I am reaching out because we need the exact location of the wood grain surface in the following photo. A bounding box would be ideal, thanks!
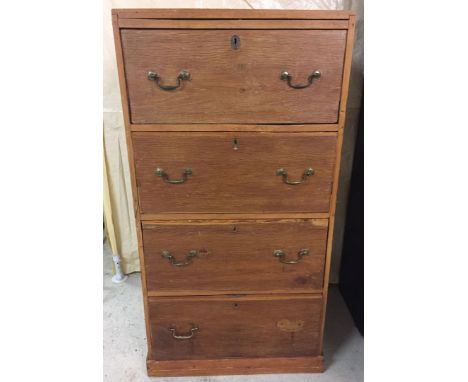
[112,13,154,358]
[130,123,339,132]
[319,15,357,351]
[113,8,354,20]
[140,212,330,221]
[118,19,349,29]
[111,9,357,376]
[148,294,323,360]
[147,355,324,376]
[121,29,346,124]
[142,219,328,294]
[132,132,337,214]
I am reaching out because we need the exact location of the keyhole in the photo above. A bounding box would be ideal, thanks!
[233,138,239,150]
[231,35,240,50]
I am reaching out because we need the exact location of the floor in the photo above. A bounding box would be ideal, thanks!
[103,244,363,382]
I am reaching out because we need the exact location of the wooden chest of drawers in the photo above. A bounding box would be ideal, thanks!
[112,8,356,376]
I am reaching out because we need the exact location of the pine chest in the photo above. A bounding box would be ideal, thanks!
[112,8,355,376]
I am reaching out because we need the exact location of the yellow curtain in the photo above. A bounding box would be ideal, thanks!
[103,150,118,258]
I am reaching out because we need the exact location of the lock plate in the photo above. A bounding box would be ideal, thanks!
[231,35,240,50]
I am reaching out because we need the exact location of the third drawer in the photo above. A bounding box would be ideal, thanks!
[143,219,328,295]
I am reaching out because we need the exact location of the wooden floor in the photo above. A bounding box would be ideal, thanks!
[103,244,363,382]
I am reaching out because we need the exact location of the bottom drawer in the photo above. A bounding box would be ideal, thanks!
[149,295,323,361]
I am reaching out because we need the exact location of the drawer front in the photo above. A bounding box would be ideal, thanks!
[121,29,346,124]
[133,132,337,214]
[149,295,322,360]
[143,219,328,294]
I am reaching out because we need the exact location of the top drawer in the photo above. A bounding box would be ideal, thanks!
[121,29,347,124]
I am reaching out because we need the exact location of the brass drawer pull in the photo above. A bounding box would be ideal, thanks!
[273,249,309,264]
[276,168,314,185]
[162,250,198,267]
[280,70,321,89]
[169,326,199,340]
[147,70,190,91]
[155,168,192,184]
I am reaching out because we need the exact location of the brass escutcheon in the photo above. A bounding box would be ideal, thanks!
[147,70,190,90]
[155,168,192,184]
[169,326,199,340]
[280,70,321,89]
[273,249,310,264]
[276,168,315,185]
[161,250,198,267]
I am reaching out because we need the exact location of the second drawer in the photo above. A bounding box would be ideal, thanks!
[133,132,337,215]
[143,219,328,294]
